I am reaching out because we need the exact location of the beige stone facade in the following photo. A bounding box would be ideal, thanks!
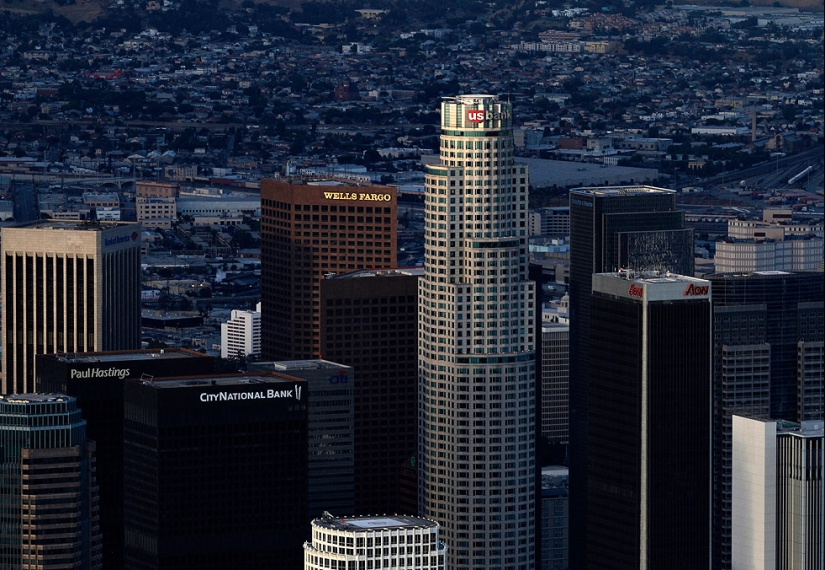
[1,221,141,393]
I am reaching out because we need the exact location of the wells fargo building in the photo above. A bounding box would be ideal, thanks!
[260,180,397,361]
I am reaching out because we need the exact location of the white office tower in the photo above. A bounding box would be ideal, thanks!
[304,514,447,570]
[220,303,261,359]
[732,415,824,570]
[419,94,536,570]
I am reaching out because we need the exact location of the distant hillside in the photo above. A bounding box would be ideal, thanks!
[691,0,823,11]
[7,0,822,27]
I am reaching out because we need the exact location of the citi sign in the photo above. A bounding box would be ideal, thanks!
[683,284,709,296]
[466,109,511,123]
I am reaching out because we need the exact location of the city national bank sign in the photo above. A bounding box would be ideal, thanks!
[199,384,304,403]
[323,192,391,202]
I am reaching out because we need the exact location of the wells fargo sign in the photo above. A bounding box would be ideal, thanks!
[323,192,391,201]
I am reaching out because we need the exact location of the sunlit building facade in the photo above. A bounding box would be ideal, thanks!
[419,94,536,570]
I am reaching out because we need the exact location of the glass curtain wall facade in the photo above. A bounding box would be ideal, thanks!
[567,187,693,568]
[419,94,536,570]
[0,394,102,570]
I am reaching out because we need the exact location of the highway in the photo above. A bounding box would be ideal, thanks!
[694,146,824,190]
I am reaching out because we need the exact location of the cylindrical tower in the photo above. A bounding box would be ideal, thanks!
[419,94,536,570]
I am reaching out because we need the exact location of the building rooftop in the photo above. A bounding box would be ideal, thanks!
[135,373,300,389]
[259,360,349,371]
[49,348,209,363]
[570,184,675,196]
[312,514,439,532]
[326,267,424,279]
[0,393,72,404]
[6,220,136,232]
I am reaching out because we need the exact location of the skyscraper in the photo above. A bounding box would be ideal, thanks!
[586,271,711,569]
[731,415,823,570]
[250,359,354,521]
[567,186,693,568]
[706,270,824,570]
[1,221,141,394]
[540,320,569,447]
[320,268,421,516]
[260,180,397,361]
[36,349,214,570]
[418,94,536,570]
[123,374,308,570]
[220,305,261,360]
[0,393,102,569]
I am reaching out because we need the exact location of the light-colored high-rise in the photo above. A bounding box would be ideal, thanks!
[1,221,141,394]
[220,304,261,359]
[419,94,536,570]
[304,514,446,570]
[732,415,824,570]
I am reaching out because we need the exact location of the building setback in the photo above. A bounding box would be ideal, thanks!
[122,374,308,570]
[418,94,536,570]
[320,268,421,516]
[260,180,397,361]
[705,270,824,570]
[567,185,693,569]
[586,272,711,570]
[0,394,102,570]
[1,221,142,394]
[36,349,214,570]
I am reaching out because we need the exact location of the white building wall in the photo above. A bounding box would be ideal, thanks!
[731,415,777,570]
[220,308,261,359]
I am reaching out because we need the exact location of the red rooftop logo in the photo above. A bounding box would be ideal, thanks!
[684,284,709,296]
[467,110,486,123]
[466,109,510,123]
[628,284,644,298]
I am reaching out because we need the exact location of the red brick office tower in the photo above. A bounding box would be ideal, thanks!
[260,180,397,361]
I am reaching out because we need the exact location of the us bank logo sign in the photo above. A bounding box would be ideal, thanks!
[466,109,511,123]
[199,384,303,403]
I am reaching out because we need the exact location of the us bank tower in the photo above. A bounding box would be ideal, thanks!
[419,95,536,570]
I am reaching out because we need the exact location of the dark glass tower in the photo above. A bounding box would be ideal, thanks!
[36,349,214,570]
[123,374,308,570]
[587,273,711,569]
[705,270,824,570]
[0,394,102,570]
[568,186,693,569]
[319,268,421,516]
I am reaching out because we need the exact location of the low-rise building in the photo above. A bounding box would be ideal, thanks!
[137,196,176,229]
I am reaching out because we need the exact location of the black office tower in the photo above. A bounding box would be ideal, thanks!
[123,374,308,570]
[568,186,693,569]
[36,349,214,570]
[319,268,421,516]
[587,272,710,570]
[705,270,824,570]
